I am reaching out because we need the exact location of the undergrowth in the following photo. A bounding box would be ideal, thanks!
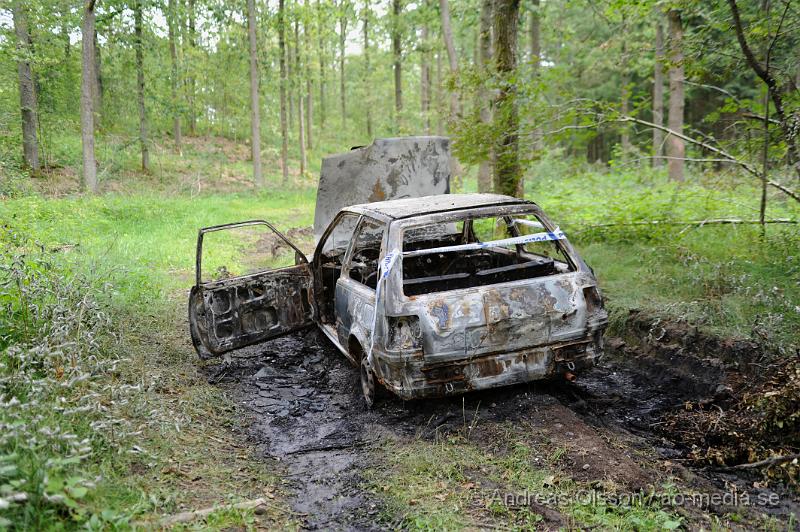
[0,227,135,528]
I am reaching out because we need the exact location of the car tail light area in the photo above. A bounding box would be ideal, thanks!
[583,286,604,312]
[386,315,422,351]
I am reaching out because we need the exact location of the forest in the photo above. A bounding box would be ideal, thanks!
[1,0,800,529]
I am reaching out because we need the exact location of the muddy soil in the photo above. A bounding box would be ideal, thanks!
[203,324,799,530]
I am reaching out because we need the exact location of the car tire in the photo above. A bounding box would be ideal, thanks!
[360,356,377,409]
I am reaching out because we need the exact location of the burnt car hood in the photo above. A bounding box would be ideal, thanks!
[313,136,452,242]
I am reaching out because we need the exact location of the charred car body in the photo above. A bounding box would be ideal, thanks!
[189,138,607,405]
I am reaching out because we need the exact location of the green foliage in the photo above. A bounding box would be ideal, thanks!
[522,162,800,345]
[0,227,128,527]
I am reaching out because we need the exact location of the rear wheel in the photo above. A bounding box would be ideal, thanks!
[360,356,377,409]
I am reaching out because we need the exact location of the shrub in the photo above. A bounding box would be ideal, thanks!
[0,227,133,528]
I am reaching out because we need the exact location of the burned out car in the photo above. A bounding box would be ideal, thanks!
[189,138,607,406]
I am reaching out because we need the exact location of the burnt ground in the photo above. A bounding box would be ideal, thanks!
[202,317,800,530]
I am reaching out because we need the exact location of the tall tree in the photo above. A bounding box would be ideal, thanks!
[295,18,307,175]
[492,0,521,196]
[666,9,684,181]
[436,50,443,134]
[11,1,40,171]
[133,0,150,171]
[392,0,403,122]
[363,0,373,137]
[439,0,460,119]
[81,0,98,192]
[246,0,262,185]
[92,28,102,124]
[529,1,539,69]
[317,0,326,129]
[168,0,182,152]
[60,5,71,59]
[477,0,492,192]
[652,12,664,167]
[620,35,631,153]
[304,0,313,151]
[278,0,289,182]
[528,0,541,155]
[338,1,347,128]
[287,23,294,130]
[420,0,431,133]
[727,0,800,179]
[186,0,197,135]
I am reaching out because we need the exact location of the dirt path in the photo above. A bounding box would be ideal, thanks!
[203,328,799,529]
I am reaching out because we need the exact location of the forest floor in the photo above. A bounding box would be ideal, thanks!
[2,134,799,529]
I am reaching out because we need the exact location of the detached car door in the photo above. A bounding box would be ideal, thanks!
[189,220,315,359]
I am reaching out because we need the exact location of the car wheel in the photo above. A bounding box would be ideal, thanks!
[360,356,377,409]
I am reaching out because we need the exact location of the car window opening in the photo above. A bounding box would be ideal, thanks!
[402,214,574,296]
[347,217,386,290]
[318,213,359,323]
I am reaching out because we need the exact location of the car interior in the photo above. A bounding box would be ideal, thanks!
[316,214,385,323]
[401,215,574,296]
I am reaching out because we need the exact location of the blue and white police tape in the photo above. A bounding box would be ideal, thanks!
[367,248,401,365]
[402,227,567,258]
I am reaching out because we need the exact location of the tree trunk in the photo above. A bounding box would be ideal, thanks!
[168,0,182,153]
[339,11,347,129]
[620,36,631,153]
[529,0,542,156]
[492,0,521,196]
[317,0,326,129]
[666,9,685,181]
[439,0,459,120]
[279,0,289,182]
[12,1,40,171]
[287,30,294,132]
[61,7,71,59]
[296,19,306,175]
[306,83,313,150]
[477,0,492,192]
[652,13,665,167]
[134,0,149,171]
[363,0,372,137]
[529,1,539,69]
[92,29,102,125]
[392,0,402,122]
[187,0,196,135]
[420,0,430,133]
[247,0,262,185]
[81,0,97,192]
[304,0,313,150]
[436,50,443,135]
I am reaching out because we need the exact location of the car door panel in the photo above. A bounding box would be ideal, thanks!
[189,220,314,358]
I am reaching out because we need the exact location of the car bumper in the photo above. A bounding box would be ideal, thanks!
[375,334,604,400]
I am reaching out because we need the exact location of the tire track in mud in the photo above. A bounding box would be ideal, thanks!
[204,330,799,529]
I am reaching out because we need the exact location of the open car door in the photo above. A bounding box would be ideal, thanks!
[189,220,315,359]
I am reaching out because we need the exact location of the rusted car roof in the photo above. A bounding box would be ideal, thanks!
[348,193,531,219]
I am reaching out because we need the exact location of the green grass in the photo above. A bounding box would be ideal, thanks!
[2,189,315,302]
[367,430,684,531]
[522,164,800,346]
